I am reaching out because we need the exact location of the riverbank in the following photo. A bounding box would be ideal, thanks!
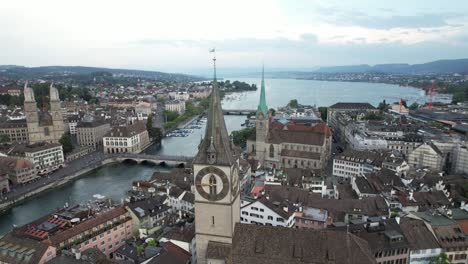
[0,162,104,213]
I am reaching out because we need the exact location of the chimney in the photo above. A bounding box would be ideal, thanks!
[166,186,170,196]
[409,191,414,200]
[72,247,81,260]
[395,216,400,224]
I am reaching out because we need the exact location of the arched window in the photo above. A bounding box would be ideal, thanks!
[209,175,217,195]
[269,144,274,158]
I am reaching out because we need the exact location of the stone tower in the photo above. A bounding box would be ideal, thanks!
[24,82,38,125]
[255,65,268,161]
[49,83,65,141]
[193,54,240,264]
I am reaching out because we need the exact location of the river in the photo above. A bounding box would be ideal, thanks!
[0,78,424,235]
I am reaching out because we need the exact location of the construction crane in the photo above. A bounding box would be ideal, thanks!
[383,96,408,114]
[428,81,435,111]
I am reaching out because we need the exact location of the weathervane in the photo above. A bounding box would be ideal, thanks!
[210,48,216,80]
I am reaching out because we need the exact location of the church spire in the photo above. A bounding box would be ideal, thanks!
[193,50,234,166]
[257,64,268,116]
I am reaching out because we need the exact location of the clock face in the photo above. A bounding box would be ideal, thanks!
[195,166,229,201]
[231,165,239,198]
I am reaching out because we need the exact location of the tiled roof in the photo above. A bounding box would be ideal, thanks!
[231,223,376,264]
[329,102,375,110]
[280,149,321,160]
[206,241,231,260]
[400,218,440,250]
[0,234,50,264]
[266,129,326,146]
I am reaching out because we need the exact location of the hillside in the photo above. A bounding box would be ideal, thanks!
[315,58,468,74]
[0,65,202,82]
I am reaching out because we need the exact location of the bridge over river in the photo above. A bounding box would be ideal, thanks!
[103,153,194,167]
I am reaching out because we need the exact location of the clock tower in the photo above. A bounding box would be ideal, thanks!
[193,52,240,264]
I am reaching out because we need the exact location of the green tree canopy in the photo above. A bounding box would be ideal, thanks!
[231,127,255,147]
[59,134,73,154]
[288,99,299,108]
[318,107,328,121]
[430,252,450,264]
[165,111,180,122]
[0,134,10,143]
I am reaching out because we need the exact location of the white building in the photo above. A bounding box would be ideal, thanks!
[9,143,64,175]
[240,198,295,227]
[166,187,194,217]
[455,144,468,174]
[165,100,186,114]
[174,92,190,101]
[103,122,150,154]
[332,150,381,180]
[408,142,444,171]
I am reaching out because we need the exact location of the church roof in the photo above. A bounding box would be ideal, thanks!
[193,57,234,166]
[257,65,268,116]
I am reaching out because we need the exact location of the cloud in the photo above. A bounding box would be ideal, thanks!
[348,13,464,29]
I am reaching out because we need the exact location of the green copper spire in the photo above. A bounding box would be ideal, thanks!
[257,64,268,116]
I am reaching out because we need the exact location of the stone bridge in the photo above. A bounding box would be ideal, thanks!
[103,153,193,167]
[222,109,256,115]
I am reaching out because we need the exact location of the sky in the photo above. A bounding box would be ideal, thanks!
[2,0,468,73]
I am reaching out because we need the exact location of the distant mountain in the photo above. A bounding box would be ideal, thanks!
[315,59,468,74]
[0,65,202,81]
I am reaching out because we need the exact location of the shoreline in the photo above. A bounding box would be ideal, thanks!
[0,160,118,214]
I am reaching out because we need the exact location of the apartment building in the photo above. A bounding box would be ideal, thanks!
[76,120,111,147]
[103,121,150,154]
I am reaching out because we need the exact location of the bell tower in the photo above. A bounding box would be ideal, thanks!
[49,83,65,141]
[193,50,240,264]
[255,65,268,160]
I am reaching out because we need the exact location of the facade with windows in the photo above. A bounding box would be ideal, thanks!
[240,198,294,227]
[165,100,186,114]
[0,156,36,185]
[8,143,64,175]
[103,122,150,154]
[0,120,29,144]
[76,121,110,147]
[50,207,133,258]
[408,142,444,171]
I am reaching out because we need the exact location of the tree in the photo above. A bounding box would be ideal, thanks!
[378,99,389,112]
[136,244,145,254]
[430,253,450,264]
[165,111,179,122]
[147,240,157,247]
[409,102,419,110]
[59,134,73,154]
[231,127,255,147]
[318,107,328,121]
[269,108,276,116]
[0,134,10,143]
[288,99,299,108]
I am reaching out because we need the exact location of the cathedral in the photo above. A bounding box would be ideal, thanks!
[193,55,240,264]
[24,82,65,144]
[247,67,332,170]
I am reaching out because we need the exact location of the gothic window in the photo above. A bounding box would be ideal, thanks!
[209,175,217,195]
[269,144,274,158]
[44,127,50,136]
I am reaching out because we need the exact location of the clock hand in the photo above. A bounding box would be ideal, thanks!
[196,183,215,187]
